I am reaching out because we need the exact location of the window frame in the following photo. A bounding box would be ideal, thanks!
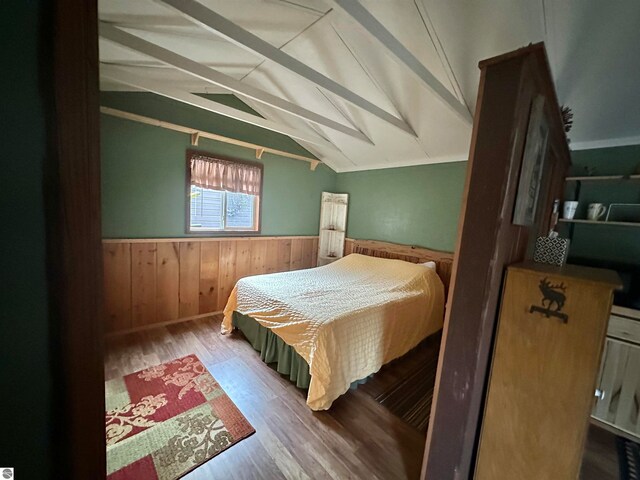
[185,149,263,235]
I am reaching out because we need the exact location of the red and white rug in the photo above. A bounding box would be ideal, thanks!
[105,354,254,479]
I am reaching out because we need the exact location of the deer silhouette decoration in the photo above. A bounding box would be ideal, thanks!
[538,278,566,312]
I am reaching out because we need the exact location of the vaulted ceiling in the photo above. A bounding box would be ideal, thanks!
[98,0,640,172]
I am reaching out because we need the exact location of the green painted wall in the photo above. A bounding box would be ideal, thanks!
[101,93,469,251]
[0,1,53,478]
[336,163,468,252]
[563,144,640,266]
[101,94,469,249]
[101,93,336,238]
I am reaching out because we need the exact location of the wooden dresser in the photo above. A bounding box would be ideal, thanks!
[592,305,640,440]
[475,262,621,479]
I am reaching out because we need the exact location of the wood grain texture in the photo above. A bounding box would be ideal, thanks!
[156,242,179,323]
[179,242,201,318]
[131,243,157,326]
[311,237,319,267]
[103,243,131,332]
[475,265,617,479]
[104,237,319,334]
[104,315,427,480]
[199,241,219,314]
[277,239,291,272]
[250,239,268,276]
[217,240,237,311]
[234,240,251,283]
[290,238,304,271]
[53,0,105,476]
[302,238,314,269]
[266,239,279,274]
[423,44,571,480]
[104,236,447,336]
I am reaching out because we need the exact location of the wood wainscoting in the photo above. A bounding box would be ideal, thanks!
[103,236,318,334]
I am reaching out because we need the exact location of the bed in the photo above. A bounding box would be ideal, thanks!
[222,239,453,410]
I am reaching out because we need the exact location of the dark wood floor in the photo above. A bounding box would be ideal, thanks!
[106,315,427,479]
[581,425,620,480]
[105,315,620,479]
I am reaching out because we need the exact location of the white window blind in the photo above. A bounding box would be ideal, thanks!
[189,185,257,231]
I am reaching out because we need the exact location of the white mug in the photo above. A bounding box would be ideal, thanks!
[563,201,578,220]
[587,203,607,221]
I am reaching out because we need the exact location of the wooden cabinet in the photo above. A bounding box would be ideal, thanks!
[592,306,640,440]
[475,262,620,479]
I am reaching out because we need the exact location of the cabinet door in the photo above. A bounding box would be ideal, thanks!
[475,268,613,479]
[593,338,640,437]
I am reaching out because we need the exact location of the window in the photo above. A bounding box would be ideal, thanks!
[189,186,258,231]
[187,150,262,233]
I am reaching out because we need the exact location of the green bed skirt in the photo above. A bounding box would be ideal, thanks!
[232,311,312,389]
[232,312,371,391]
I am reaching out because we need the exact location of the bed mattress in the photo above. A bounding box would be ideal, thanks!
[222,253,445,410]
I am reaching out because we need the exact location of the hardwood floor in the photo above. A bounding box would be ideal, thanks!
[105,314,621,479]
[357,333,440,433]
[581,425,620,480]
[105,314,427,480]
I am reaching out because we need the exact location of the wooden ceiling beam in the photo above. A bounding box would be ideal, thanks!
[332,0,473,125]
[100,64,340,151]
[99,22,372,145]
[153,0,417,138]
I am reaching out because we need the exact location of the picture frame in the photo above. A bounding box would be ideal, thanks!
[513,95,549,226]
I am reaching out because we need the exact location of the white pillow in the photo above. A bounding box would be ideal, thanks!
[420,261,437,270]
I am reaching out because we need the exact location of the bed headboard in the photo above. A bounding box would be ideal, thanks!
[345,238,454,297]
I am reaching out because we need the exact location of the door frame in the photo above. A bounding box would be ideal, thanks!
[53,0,105,478]
[51,6,571,480]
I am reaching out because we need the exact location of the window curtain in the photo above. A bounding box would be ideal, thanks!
[190,153,262,196]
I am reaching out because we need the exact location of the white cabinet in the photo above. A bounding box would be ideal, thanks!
[317,192,348,267]
[592,306,640,440]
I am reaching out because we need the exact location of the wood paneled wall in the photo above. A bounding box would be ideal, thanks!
[103,236,318,334]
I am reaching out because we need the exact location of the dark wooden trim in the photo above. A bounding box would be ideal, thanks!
[185,149,264,235]
[53,0,105,478]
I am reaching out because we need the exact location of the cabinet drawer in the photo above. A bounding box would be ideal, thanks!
[608,314,640,344]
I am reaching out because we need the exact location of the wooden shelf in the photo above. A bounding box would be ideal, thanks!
[565,174,640,182]
[319,192,348,264]
[559,219,640,227]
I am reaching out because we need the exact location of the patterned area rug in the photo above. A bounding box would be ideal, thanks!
[106,354,255,479]
[617,436,640,480]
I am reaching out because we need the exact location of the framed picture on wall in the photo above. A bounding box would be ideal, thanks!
[513,95,549,226]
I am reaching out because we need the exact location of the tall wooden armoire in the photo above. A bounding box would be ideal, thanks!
[475,262,620,479]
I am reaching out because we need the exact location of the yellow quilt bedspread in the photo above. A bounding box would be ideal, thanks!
[222,253,445,410]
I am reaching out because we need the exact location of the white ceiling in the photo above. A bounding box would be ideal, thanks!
[98,0,640,172]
